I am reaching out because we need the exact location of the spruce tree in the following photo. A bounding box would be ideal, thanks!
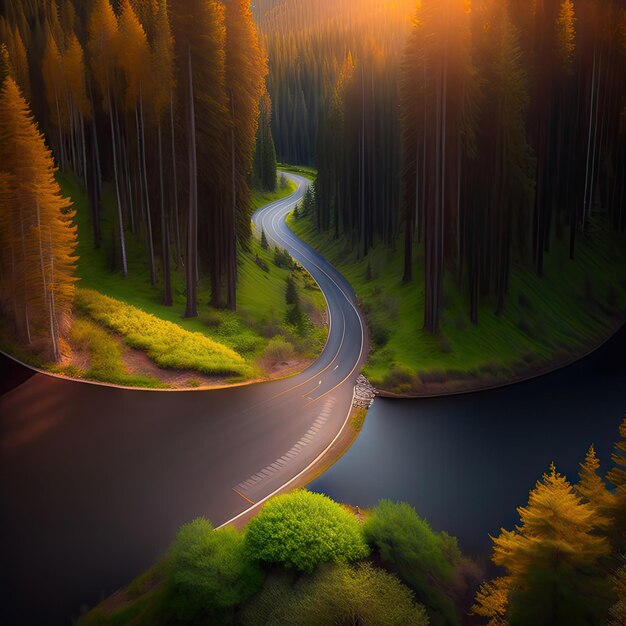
[285,275,297,305]
[608,417,626,550]
[0,78,78,361]
[576,444,614,528]
[474,464,611,626]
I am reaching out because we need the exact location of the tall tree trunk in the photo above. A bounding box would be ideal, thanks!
[159,124,172,306]
[227,96,237,311]
[35,198,58,361]
[106,83,128,276]
[185,47,198,319]
[170,92,181,268]
[139,85,156,286]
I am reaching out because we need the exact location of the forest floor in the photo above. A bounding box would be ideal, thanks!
[0,175,327,389]
[287,210,626,395]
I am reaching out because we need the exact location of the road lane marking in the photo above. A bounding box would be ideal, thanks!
[261,189,366,401]
[219,386,358,529]
[232,488,255,505]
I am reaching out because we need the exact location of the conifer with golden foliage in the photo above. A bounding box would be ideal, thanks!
[608,416,626,550]
[0,78,78,362]
[576,444,615,529]
[472,463,611,625]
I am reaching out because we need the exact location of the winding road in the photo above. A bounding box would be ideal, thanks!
[0,173,367,625]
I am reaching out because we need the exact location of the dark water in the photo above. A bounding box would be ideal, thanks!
[310,326,626,556]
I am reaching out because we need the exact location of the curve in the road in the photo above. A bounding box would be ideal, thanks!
[0,172,368,626]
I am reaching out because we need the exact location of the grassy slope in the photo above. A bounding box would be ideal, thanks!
[278,163,317,181]
[43,174,324,385]
[287,211,626,394]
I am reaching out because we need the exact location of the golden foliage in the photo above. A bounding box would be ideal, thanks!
[576,444,615,528]
[493,464,609,577]
[556,0,576,71]
[0,78,78,361]
[471,577,510,626]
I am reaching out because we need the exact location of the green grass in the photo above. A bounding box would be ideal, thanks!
[68,317,165,388]
[278,163,318,181]
[251,177,297,210]
[49,171,326,385]
[75,289,252,378]
[287,211,626,393]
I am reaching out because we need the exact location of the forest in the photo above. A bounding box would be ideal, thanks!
[0,0,326,385]
[264,0,626,391]
[1,1,626,625]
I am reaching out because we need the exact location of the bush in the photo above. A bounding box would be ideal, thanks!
[262,336,296,362]
[370,318,390,347]
[241,563,429,626]
[363,500,461,626]
[285,275,298,305]
[75,289,251,377]
[254,254,269,273]
[384,363,415,390]
[245,490,370,573]
[166,519,263,623]
[273,246,294,269]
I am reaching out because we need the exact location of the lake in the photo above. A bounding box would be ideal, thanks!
[310,326,626,556]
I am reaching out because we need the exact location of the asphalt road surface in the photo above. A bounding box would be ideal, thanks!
[0,173,367,625]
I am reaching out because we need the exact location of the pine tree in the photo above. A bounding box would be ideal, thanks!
[608,417,626,488]
[1,24,30,98]
[0,78,78,361]
[471,577,509,626]
[171,0,229,317]
[608,564,626,626]
[117,0,156,285]
[0,43,10,86]
[88,0,128,276]
[260,228,268,250]
[222,0,267,309]
[608,417,626,550]
[63,33,91,184]
[42,31,67,170]
[285,274,297,305]
[474,463,611,625]
[150,0,175,306]
[252,90,278,192]
[576,444,614,528]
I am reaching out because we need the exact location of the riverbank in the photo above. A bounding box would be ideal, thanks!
[287,211,626,396]
[0,175,328,390]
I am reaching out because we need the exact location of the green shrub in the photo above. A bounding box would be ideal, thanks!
[273,246,294,269]
[166,519,263,623]
[75,289,251,377]
[245,490,369,573]
[285,275,298,305]
[383,363,415,390]
[363,500,461,625]
[262,336,296,362]
[370,318,391,347]
[240,563,429,626]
